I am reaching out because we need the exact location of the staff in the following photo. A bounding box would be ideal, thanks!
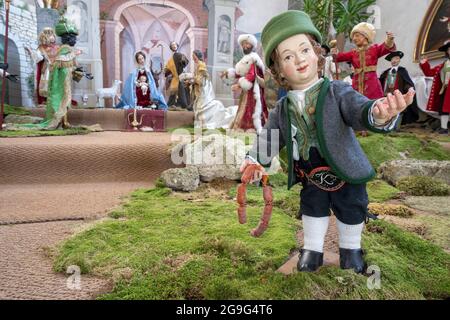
[329,39,339,80]
[0,0,11,131]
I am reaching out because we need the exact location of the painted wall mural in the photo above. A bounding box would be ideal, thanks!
[118,4,192,91]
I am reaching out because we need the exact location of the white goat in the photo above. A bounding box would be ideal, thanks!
[96,80,122,108]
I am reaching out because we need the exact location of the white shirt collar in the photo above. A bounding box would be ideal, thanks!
[289,78,324,111]
[290,78,323,97]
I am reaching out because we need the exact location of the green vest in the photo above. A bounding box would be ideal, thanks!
[285,78,331,189]
[286,79,324,161]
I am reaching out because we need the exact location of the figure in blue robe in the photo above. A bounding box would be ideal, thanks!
[116,51,168,110]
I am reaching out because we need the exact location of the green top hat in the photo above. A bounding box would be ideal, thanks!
[262,10,322,67]
[55,17,79,37]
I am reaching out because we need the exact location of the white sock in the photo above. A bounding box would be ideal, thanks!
[337,219,364,249]
[302,215,329,253]
[441,115,449,129]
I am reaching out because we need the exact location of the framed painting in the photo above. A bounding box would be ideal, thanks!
[415,0,450,61]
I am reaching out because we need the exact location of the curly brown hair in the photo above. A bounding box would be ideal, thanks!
[269,34,325,90]
[39,28,57,46]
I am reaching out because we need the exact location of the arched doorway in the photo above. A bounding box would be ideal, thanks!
[0,36,21,107]
[119,3,193,90]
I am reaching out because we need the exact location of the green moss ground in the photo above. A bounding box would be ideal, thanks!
[358,132,450,170]
[3,104,31,116]
[54,183,449,300]
[0,128,90,138]
[52,131,450,300]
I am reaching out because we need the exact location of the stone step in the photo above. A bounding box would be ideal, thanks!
[0,132,178,184]
[28,108,194,131]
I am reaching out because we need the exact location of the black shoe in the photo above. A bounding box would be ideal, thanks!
[0,63,8,71]
[297,249,323,272]
[437,128,449,135]
[339,248,367,274]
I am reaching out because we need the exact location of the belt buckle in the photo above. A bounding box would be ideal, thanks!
[307,166,345,192]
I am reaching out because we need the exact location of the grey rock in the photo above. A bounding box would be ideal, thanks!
[405,196,450,216]
[379,159,450,186]
[184,134,247,182]
[197,165,241,182]
[160,166,200,192]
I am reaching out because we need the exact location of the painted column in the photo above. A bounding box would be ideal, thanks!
[66,0,103,107]
[101,20,124,89]
[205,0,239,107]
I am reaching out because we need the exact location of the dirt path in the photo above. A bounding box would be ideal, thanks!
[278,217,340,275]
[0,182,152,225]
[0,221,113,300]
[0,132,176,299]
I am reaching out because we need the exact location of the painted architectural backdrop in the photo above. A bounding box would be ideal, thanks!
[1,0,448,107]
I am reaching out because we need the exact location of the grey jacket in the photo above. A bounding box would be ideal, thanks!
[249,78,392,189]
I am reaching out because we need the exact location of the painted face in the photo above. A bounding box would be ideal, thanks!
[170,42,178,52]
[242,41,254,55]
[61,34,77,47]
[192,53,199,63]
[136,54,145,66]
[352,32,368,47]
[391,56,401,67]
[277,34,319,90]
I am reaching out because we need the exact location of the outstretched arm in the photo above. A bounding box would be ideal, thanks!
[419,58,441,77]
[333,50,354,63]
[335,82,415,132]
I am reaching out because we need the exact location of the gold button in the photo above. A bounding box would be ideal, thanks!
[308,107,315,115]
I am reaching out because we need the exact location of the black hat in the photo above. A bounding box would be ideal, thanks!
[438,40,450,52]
[385,51,404,61]
[321,44,330,54]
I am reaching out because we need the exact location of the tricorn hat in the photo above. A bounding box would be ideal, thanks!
[385,51,404,61]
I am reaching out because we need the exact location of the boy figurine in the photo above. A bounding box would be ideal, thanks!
[419,40,450,135]
[331,22,396,99]
[241,11,415,273]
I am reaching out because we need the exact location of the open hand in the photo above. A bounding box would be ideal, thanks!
[240,160,266,184]
[372,88,416,124]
